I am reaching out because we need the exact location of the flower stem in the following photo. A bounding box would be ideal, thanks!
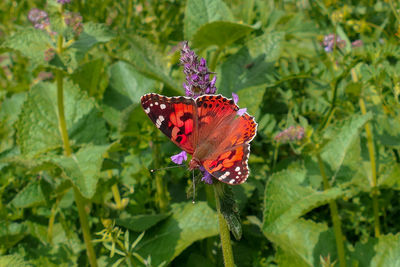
[213,183,234,267]
[152,140,169,211]
[317,154,346,267]
[56,69,98,267]
[352,68,381,237]
[359,98,381,237]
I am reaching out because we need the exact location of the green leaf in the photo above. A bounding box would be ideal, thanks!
[270,219,336,267]
[351,238,378,267]
[263,168,345,233]
[72,22,115,57]
[191,21,253,49]
[10,180,46,208]
[49,144,109,198]
[106,61,157,107]
[219,185,242,240]
[119,103,148,137]
[17,80,108,157]
[237,85,266,117]
[374,114,400,148]
[3,27,52,68]
[378,164,400,189]
[184,0,234,40]
[123,35,180,93]
[0,254,32,267]
[116,213,170,232]
[0,223,27,250]
[71,58,108,97]
[371,233,400,266]
[320,113,372,171]
[136,202,218,266]
[218,32,283,95]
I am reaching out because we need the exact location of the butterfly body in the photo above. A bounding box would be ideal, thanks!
[141,93,257,185]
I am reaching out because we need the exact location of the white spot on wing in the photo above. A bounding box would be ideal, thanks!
[155,102,159,105]
[229,179,235,184]
[235,167,240,172]
[160,104,166,109]
[156,116,165,128]
[145,107,150,114]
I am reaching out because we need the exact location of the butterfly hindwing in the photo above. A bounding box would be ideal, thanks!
[141,93,197,154]
[202,144,251,184]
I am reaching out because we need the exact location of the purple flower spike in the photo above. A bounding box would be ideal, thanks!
[171,151,187,165]
[199,167,213,184]
[28,8,50,30]
[57,0,71,4]
[180,41,217,98]
[322,34,346,53]
[64,12,84,36]
[274,126,305,144]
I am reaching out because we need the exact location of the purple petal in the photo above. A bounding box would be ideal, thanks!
[171,151,187,165]
[200,58,206,67]
[232,93,239,104]
[237,108,247,116]
[210,76,216,87]
[201,171,213,184]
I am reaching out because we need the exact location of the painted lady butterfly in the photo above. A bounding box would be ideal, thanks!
[141,93,257,185]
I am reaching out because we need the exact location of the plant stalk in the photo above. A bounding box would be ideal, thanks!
[152,140,169,211]
[359,98,381,237]
[352,68,381,237]
[213,183,234,267]
[317,154,346,267]
[56,69,98,267]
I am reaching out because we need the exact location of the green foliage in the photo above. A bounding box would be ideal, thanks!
[1,0,400,266]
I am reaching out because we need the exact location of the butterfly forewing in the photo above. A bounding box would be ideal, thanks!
[141,93,197,154]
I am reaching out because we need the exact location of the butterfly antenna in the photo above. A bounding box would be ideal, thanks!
[150,165,185,173]
[192,170,196,204]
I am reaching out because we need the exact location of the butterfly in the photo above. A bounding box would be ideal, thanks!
[141,93,257,185]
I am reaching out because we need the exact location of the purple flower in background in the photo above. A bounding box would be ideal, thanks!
[322,34,346,52]
[171,151,187,165]
[275,126,305,144]
[64,12,84,36]
[351,40,363,48]
[180,41,217,98]
[57,0,71,4]
[28,8,50,30]
[44,48,55,62]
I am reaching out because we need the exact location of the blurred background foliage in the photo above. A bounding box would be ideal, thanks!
[1,0,400,266]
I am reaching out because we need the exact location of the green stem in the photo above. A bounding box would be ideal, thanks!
[271,143,279,173]
[359,98,381,237]
[390,0,400,22]
[152,140,168,211]
[56,69,98,267]
[352,67,381,237]
[317,154,346,267]
[213,183,234,267]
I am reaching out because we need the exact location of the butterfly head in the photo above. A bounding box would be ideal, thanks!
[188,157,201,171]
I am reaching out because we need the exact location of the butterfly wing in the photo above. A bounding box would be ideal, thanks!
[193,95,257,184]
[203,144,252,184]
[141,93,197,154]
